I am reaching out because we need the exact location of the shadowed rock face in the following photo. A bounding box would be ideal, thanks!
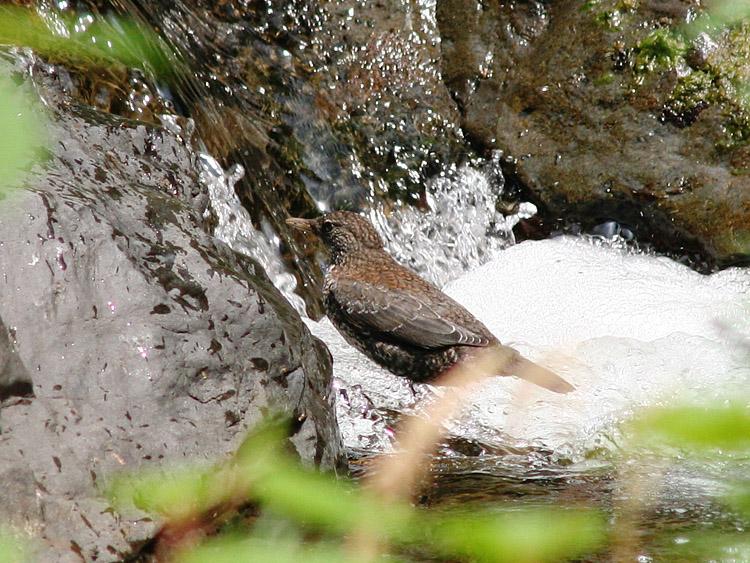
[0,315,32,401]
[437,0,750,270]
[0,56,342,561]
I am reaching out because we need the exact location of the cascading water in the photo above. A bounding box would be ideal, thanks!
[197,151,307,314]
[368,156,537,287]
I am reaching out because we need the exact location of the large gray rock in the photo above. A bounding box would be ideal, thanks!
[437,0,750,269]
[0,58,342,561]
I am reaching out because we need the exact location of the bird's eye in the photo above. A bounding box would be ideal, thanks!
[322,220,334,234]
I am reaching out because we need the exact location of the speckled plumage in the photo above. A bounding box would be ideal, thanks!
[287,211,574,392]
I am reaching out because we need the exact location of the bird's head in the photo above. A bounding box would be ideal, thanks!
[286,211,384,261]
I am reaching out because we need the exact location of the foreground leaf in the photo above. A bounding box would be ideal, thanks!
[627,403,750,452]
[0,75,46,195]
[422,507,605,563]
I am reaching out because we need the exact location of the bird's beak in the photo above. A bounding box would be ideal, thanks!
[286,217,318,236]
[286,217,317,234]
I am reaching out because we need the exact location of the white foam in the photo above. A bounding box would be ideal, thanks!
[368,163,531,288]
[306,236,750,458]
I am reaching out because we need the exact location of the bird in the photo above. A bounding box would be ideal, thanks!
[286,211,574,393]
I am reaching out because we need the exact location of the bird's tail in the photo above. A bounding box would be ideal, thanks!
[501,353,575,394]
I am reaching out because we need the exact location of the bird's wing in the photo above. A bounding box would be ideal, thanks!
[330,279,491,349]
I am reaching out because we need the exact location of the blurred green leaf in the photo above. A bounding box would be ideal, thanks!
[109,420,605,562]
[235,427,414,539]
[684,0,750,39]
[724,482,750,518]
[108,421,414,539]
[627,403,750,452]
[0,6,174,77]
[0,74,46,195]
[0,529,29,563]
[176,534,353,563]
[108,464,241,521]
[422,508,605,563]
[656,531,750,561]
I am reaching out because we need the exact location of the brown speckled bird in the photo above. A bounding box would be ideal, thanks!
[287,211,573,393]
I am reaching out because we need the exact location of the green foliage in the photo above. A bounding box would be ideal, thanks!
[0,529,29,563]
[109,465,229,522]
[423,508,605,563]
[0,75,46,195]
[627,402,750,452]
[177,535,353,563]
[108,420,605,562]
[0,6,174,78]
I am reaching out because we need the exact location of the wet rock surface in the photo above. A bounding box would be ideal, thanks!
[437,0,750,270]
[0,55,341,562]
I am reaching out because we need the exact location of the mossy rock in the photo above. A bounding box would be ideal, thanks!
[438,0,750,268]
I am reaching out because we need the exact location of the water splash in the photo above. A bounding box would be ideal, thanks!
[197,152,306,314]
[368,158,534,287]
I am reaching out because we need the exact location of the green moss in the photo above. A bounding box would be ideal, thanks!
[580,0,601,11]
[632,29,686,73]
[674,71,714,103]
[704,24,750,91]
[612,15,750,147]
[591,0,637,29]
[719,104,750,149]
[661,71,715,124]
[693,24,750,148]
[595,9,622,30]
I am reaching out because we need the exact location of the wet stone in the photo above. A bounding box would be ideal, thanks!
[0,55,342,561]
[437,0,750,270]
